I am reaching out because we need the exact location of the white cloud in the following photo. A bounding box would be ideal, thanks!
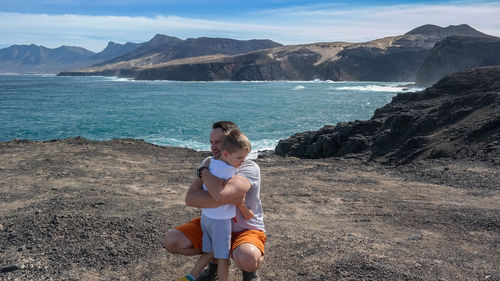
[1,2,499,52]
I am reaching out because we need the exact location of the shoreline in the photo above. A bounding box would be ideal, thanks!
[1,137,274,160]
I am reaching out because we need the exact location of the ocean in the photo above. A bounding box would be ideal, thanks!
[0,74,420,157]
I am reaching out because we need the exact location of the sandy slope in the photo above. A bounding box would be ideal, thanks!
[1,138,499,280]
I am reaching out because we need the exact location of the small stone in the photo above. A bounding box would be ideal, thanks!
[409,233,423,241]
[50,215,59,225]
[0,224,3,231]
[1,264,20,273]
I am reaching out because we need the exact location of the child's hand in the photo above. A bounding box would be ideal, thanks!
[240,206,254,220]
[237,196,254,220]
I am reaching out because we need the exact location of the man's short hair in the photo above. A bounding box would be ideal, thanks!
[212,121,238,133]
[220,129,251,153]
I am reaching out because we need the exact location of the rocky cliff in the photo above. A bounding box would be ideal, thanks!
[275,66,500,164]
[415,36,500,87]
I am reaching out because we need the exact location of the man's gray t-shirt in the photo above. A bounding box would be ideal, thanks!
[233,159,265,233]
[201,157,265,233]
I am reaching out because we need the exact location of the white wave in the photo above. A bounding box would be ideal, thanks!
[292,85,305,90]
[332,84,421,93]
[145,136,209,151]
[101,76,134,82]
[248,139,278,159]
[145,136,277,160]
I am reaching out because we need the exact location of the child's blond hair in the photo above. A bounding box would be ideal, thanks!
[220,129,251,153]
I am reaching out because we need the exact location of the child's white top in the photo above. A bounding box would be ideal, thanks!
[201,158,237,220]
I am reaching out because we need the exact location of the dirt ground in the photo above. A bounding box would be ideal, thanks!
[0,138,499,281]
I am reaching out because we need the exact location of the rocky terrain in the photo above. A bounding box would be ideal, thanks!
[1,138,499,280]
[416,36,500,87]
[276,66,500,165]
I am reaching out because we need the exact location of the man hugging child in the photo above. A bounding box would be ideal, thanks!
[179,129,254,281]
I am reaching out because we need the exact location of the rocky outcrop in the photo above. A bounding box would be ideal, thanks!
[275,66,500,164]
[415,36,500,87]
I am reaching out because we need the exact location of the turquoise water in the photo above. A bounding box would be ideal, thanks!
[0,74,418,155]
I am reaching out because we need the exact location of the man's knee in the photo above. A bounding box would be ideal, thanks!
[232,243,263,272]
[163,229,188,254]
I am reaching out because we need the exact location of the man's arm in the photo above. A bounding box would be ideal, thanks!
[200,168,251,204]
[184,176,221,208]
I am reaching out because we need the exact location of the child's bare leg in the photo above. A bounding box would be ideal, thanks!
[217,258,230,281]
[190,252,214,277]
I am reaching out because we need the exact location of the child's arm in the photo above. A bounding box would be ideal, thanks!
[237,199,254,220]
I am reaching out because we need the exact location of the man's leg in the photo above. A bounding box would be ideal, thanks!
[232,243,263,273]
[230,229,266,281]
[164,217,204,256]
[163,229,202,256]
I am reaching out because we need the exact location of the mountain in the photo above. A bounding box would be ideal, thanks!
[415,36,500,87]
[90,41,144,62]
[0,42,143,74]
[92,34,183,67]
[275,66,500,164]
[0,44,95,73]
[59,35,283,77]
[89,24,492,82]
[130,24,495,81]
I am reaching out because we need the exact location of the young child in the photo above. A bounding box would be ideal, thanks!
[179,129,254,281]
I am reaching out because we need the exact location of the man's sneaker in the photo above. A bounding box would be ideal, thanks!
[242,270,260,281]
[196,263,218,281]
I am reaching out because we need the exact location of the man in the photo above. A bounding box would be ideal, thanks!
[164,121,265,281]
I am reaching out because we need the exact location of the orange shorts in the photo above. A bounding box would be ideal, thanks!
[175,217,266,255]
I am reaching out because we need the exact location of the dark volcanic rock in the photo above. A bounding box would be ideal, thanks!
[415,36,500,87]
[275,66,500,164]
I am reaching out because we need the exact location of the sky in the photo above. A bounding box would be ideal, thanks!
[1,0,499,52]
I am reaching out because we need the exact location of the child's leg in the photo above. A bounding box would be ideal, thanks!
[216,258,230,281]
[190,252,214,277]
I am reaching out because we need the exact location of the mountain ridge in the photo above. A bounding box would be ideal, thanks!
[2,24,499,82]
[60,24,497,82]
